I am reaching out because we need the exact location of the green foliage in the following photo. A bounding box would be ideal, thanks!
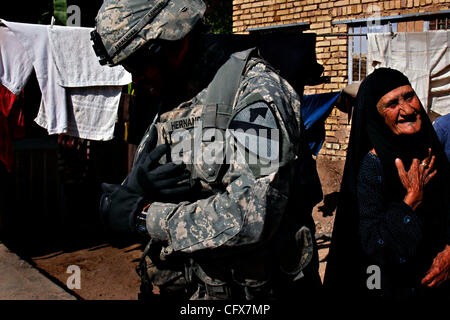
[39,0,67,25]
[53,0,68,25]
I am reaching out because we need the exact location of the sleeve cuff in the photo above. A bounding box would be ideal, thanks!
[145,202,177,242]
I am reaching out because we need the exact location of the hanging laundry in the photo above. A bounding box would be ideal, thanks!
[0,25,34,95]
[0,85,19,171]
[301,92,341,156]
[367,31,450,116]
[0,19,132,141]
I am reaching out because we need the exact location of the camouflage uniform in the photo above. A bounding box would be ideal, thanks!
[93,0,322,300]
[135,50,321,300]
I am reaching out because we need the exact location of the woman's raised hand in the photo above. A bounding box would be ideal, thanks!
[395,148,437,211]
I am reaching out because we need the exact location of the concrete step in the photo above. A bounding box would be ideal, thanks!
[0,242,76,300]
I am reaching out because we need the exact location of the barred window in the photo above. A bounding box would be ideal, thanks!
[348,23,397,84]
[346,12,450,84]
[426,17,449,30]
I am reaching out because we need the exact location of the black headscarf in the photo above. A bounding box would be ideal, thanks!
[324,68,450,295]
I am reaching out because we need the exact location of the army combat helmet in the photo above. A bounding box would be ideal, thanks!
[91,0,206,66]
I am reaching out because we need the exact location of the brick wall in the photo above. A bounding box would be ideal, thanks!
[233,0,450,160]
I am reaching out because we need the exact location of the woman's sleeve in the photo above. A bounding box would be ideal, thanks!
[357,154,423,266]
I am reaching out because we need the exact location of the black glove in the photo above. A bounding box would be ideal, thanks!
[125,144,194,201]
[99,182,145,233]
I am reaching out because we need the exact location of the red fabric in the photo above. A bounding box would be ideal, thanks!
[0,85,24,172]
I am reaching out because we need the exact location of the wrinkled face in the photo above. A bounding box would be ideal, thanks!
[376,85,422,136]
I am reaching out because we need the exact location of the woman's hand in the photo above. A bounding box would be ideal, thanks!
[421,244,450,288]
[395,148,437,211]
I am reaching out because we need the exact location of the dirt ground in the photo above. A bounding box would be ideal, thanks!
[313,158,345,284]
[31,242,143,300]
[20,158,345,300]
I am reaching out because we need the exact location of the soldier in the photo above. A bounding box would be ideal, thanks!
[92,0,323,300]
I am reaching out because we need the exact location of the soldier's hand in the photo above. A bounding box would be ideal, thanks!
[137,161,193,200]
[125,144,193,200]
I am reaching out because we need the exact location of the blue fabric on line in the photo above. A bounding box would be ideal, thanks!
[301,91,341,155]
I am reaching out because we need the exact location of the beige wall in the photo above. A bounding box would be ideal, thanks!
[233,0,450,160]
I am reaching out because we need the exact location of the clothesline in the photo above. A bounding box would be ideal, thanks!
[0,19,133,171]
[0,19,132,142]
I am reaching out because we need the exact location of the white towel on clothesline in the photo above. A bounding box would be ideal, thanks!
[48,25,131,87]
[0,19,132,141]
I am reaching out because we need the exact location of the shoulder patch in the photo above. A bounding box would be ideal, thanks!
[229,102,277,130]
[228,102,279,160]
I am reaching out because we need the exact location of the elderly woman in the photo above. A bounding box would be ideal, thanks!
[324,68,450,300]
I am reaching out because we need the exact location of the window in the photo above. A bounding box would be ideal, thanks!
[348,22,397,83]
[344,11,450,83]
[425,17,450,31]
